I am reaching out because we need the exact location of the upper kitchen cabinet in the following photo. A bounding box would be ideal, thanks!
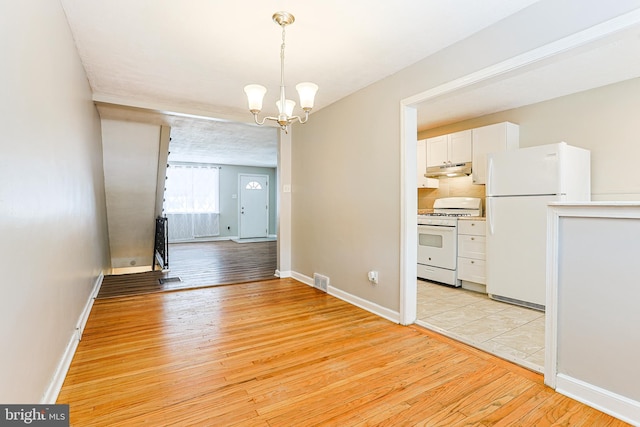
[471,122,519,185]
[426,130,472,167]
[417,139,439,188]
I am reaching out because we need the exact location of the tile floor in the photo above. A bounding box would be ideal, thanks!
[416,279,545,372]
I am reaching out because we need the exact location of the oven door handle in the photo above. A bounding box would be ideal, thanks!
[418,224,456,231]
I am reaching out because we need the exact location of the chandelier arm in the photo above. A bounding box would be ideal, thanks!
[251,113,268,126]
[296,110,310,124]
[252,114,283,126]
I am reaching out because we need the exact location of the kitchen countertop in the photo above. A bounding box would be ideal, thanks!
[458,216,485,221]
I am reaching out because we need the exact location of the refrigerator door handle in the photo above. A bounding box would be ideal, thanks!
[488,198,495,235]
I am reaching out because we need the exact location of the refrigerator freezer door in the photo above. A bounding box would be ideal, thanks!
[487,143,562,197]
[486,195,560,308]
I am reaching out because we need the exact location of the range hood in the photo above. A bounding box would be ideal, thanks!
[425,162,472,178]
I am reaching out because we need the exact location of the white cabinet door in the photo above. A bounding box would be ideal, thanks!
[457,220,486,285]
[449,130,472,164]
[458,258,486,284]
[472,122,519,185]
[458,235,486,260]
[417,139,439,188]
[426,131,472,167]
[426,135,448,167]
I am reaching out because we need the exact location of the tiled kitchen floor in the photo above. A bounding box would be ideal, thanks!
[416,280,545,372]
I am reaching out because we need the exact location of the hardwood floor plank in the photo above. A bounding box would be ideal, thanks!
[98,240,277,298]
[58,278,631,426]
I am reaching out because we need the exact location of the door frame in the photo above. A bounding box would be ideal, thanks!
[399,11,637,348]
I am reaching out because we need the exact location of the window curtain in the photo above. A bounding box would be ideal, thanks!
[164,164,220,242]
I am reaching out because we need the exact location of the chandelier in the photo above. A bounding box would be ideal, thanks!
[243,11,318,132]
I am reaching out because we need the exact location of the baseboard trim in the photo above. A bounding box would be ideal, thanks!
[291,271,400,323]
[328,286,400,324]
[556,374,640,426]
[291,271,313,286]
[275,269,292,278]
[41,272,104,404]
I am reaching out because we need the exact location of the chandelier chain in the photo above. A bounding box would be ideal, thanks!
[279,23,286,101]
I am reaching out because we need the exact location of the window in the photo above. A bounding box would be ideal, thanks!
[164,164,220,241]
[164,164,219,214]
[245,181,263,190]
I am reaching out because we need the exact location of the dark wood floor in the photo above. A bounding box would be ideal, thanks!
[97,240,277,298]
[59,279,628,426]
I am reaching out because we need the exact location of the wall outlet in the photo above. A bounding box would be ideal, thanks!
[368,271,379,285]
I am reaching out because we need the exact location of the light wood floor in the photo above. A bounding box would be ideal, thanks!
[98,240,277,298]
[58,279,628,426]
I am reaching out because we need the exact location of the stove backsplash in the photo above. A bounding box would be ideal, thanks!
[418,175,485,214]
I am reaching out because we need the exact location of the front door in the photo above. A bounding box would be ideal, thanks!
[239,174,269,239]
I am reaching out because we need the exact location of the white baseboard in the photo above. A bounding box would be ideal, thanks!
[41,272,104,404]
[291,271,400,323]
[328,286,400,324]
[556,374,640,426]
[292,271,314,286]
[77,272,103,338]
[275,269,292,278]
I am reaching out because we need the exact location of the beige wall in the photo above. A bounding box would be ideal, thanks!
[417,176,486,212]
[0,1,110,402]
[291,1,640,314]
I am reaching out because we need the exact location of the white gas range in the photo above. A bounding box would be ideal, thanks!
[417,197,482,286]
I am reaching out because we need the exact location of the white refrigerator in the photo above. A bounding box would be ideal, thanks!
[485,142,590,309]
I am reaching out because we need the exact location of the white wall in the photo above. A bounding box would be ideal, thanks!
[102,120,161,268]
[0,1,110,402]
[291,0,640,315]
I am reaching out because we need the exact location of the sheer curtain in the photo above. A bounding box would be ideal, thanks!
[164,164,220,242]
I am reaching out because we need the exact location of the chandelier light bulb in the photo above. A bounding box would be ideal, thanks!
[296,82,318,110]
[243,84,267,113]
[276,99,296,117]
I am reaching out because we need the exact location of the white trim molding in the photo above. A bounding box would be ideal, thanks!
[546,202,640,426]
[556,375,640,426]
[292,271,400,323]
[328,287,400,324]
[41,272,104,404]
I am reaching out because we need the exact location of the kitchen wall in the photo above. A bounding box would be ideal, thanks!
[290,1,640,315]
[0,1,110,402]
[417,176,486,212]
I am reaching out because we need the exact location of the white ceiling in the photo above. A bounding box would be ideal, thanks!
[61,2,640,167]
[415,20,640,129]
[61,0,542,167]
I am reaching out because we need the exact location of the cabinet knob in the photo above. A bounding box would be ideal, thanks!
[471,237,475,241]
[471,261,475,264]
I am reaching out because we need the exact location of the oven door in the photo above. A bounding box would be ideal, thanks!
[417,224,457,270]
